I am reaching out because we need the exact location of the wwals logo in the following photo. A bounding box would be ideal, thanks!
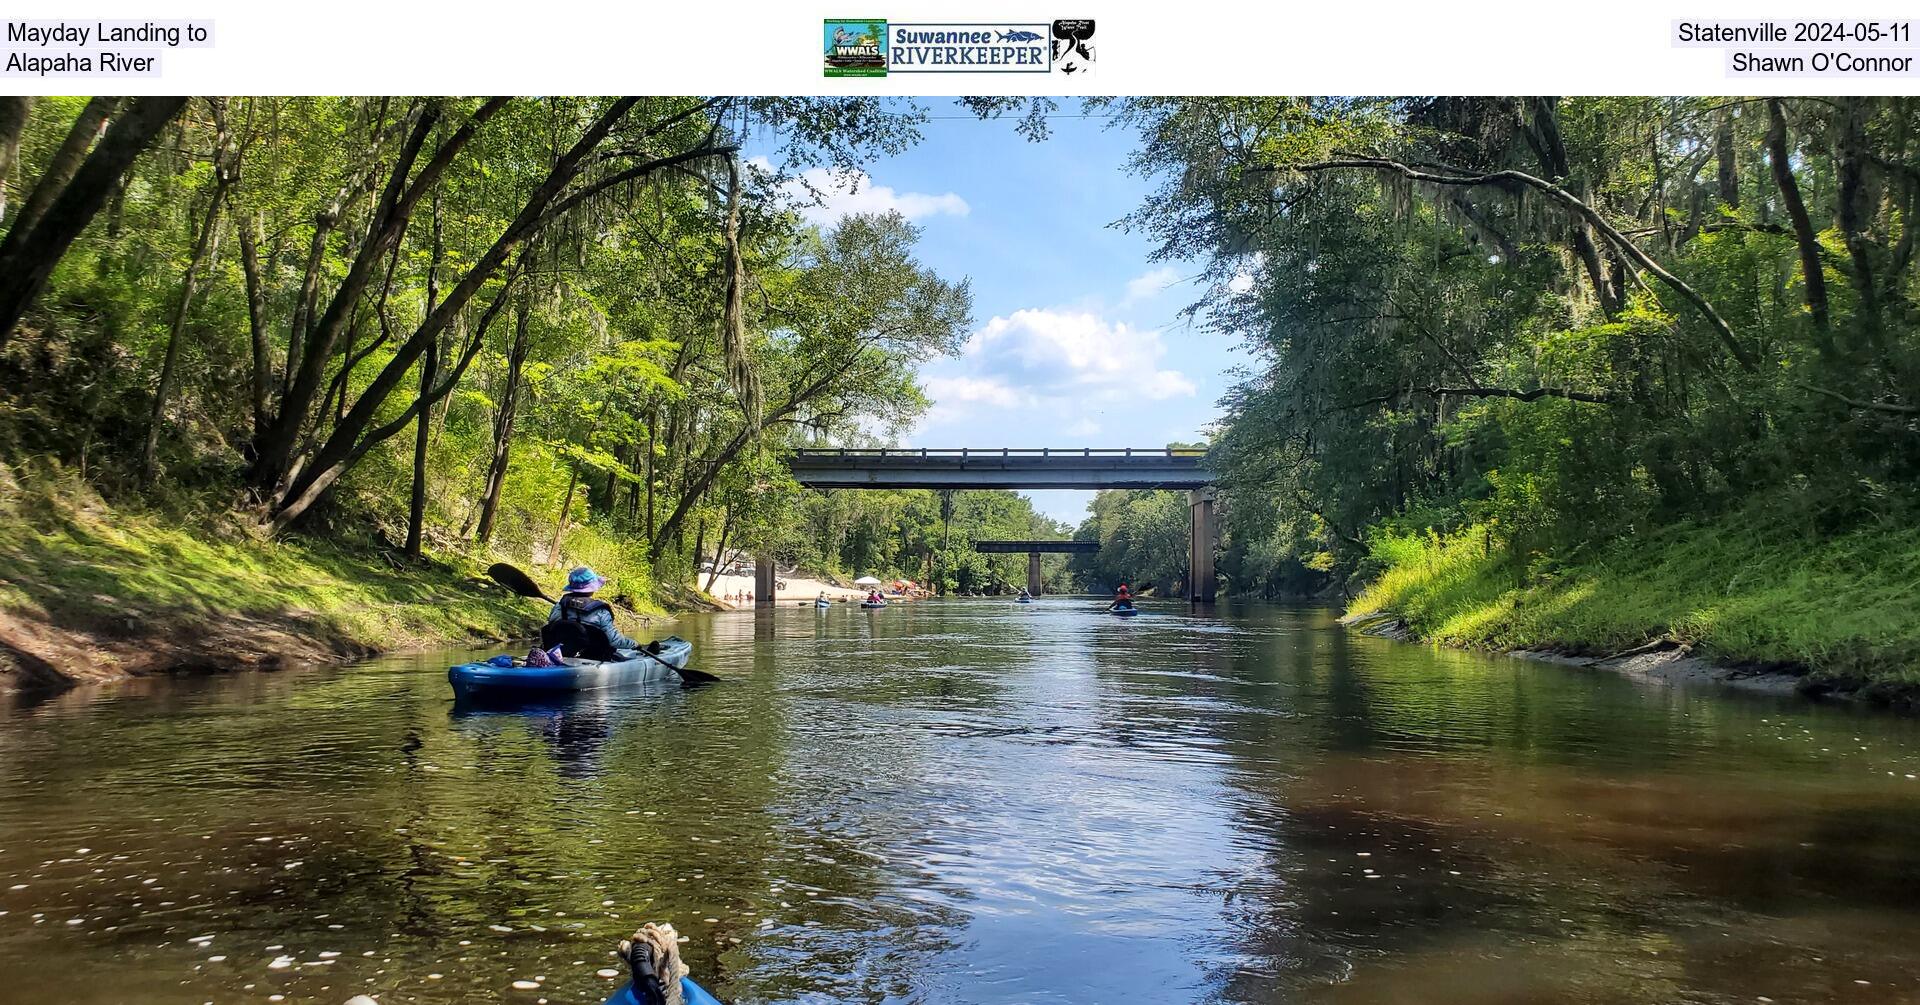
[824,20,887,77]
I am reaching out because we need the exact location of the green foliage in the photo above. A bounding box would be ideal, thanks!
[759,486,1071,595]
[1097,94,1920,656]
[0,96,973,618]
[1070,489,1190,595]
[1349,492,1920,686]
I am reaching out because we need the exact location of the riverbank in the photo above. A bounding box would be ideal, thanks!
[698,572,875,607]
[1343,498,1920,708]
[0,468,665,693]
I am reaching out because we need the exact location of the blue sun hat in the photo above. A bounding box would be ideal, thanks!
[565,566,605,593]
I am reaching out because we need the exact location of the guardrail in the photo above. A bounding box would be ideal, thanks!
[791,447,1208,458]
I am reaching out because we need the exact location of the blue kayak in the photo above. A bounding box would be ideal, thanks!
[605,976,724,1005]
[449,637,692,698]
[1110,604,1139,617]
[860,601,887,609]
[1016,597,1033,604]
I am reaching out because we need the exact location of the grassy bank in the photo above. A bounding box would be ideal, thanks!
[0,465,665,691]
[1347,498,1920,699]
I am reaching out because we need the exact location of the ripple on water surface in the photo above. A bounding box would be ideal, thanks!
[4,600,1920,1003]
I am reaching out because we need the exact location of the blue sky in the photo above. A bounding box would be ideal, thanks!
[762,108,1247,526]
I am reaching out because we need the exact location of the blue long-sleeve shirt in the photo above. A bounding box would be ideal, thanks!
[548,596,639,651]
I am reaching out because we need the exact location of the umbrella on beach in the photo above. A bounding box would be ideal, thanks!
[853,576,883,586]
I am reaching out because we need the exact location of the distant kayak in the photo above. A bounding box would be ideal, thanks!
[816,600,832,609]
[448,637,692,697]
[860,601,887,609]
[1110,604,1139,617]
[1016,597,1033,604]
[605,975,724,1005]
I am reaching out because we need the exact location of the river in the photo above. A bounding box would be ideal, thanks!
[3,600,1919,1004]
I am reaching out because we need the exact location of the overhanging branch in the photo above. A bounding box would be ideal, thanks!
[1336,385,1621,410]
[1272,156,1761,373]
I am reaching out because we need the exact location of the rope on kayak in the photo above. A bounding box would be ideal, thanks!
[619,923,689,1005]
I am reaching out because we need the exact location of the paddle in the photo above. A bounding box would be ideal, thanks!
[485,563,722,685]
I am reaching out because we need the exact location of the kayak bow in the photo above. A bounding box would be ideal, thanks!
[604,975,725,1005]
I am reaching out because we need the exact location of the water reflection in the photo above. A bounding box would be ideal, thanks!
[2,600,1919,1003]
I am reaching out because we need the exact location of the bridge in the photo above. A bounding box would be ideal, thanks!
[971,539,1099,554]
[756,448,1219,603]
[972,539,1099,596]
[788,447,1213,490]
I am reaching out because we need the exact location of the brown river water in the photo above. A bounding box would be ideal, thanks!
[2,600,1918,1004]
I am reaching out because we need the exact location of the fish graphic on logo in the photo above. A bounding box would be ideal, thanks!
[996,30,1045,43]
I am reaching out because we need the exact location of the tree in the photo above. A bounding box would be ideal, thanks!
[0,96,186,349]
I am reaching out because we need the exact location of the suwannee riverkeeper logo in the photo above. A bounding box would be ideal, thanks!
[823,18,1094,75]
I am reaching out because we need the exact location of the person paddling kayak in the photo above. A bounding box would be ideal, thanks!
[543,566,640,659]
[1110,580,1136,612]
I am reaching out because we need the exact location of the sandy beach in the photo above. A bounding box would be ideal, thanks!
[699,572,881,607]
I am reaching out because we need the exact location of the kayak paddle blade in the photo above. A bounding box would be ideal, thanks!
[675,665,723,686]
[629,643,722,686]
[487,562,553,602]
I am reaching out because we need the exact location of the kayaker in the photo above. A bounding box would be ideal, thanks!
[1111,580,1134,610]
[544,566,639,656]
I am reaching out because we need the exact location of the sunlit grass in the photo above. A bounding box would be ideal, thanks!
[1351,500,1920,688]
[0,466,661,658]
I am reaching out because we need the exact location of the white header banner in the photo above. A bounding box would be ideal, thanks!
[0,1,1917,94]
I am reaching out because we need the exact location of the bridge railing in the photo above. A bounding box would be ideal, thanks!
[791,447,1208,458]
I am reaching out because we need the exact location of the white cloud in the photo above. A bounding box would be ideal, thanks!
[922,376,1029,409]
[915,308,1196,434]
[962,308,1198,402]
[778,166,969,226]
[1121,266,1183,307]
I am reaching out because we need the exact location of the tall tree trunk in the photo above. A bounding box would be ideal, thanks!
[0,96,184,351]
[264,99,732,532]
[404,194,445,559]
[546,399,608,565]
[1525,97,1619,316]
[266,265,520,535]
[703,506,734,594]
[251,99,506,498]
[474,276,534,545]
[1834,97,1885,361]
[236,210,273,439]
[0,97,32,222]
[688,515,708,590]
[8,97,117,239]
[548,468,582,568]
[139,177,227,482]
[1766,99,1831,344]
[1714,106,1740,209]
[644,411,656,541]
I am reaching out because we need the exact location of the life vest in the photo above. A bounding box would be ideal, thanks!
[540,593,621,660]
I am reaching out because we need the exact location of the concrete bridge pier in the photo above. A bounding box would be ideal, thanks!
[755,554,776,606]
[1189,488,1217,603]
[1027,552,1043,596]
